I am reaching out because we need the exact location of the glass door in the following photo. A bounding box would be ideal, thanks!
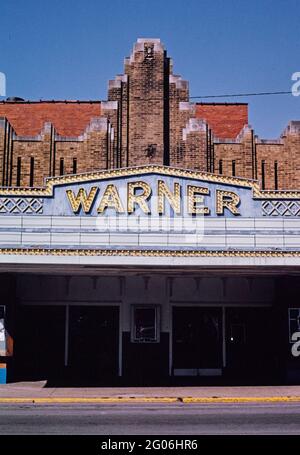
[173,307,222,376]
[225,307,276,384]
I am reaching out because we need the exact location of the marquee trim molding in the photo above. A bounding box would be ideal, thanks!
[0,248,300,258]
[0,165,299,200]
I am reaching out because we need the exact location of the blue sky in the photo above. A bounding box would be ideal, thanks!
[0,0,299,138]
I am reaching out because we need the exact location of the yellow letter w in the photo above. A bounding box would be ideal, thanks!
[66,187,98,214]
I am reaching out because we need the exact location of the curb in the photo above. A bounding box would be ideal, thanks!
[0,396,300,404]
[182,396,300,403]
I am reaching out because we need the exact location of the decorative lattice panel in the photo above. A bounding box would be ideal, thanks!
[0,198,43,214]
[262,200,300,217]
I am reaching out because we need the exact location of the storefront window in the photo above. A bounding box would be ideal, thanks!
[131,306,160,343]
[288,308,300,342]
[0,306,5,356]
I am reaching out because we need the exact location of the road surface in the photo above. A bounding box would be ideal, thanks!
[0,402,300,435]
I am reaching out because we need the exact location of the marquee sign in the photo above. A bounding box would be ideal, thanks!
[66,179,243,217]
[1,165,297,218]
[0,166,300,259]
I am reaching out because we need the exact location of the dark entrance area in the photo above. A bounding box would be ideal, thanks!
[12,305,119,386]
[172,307,223,378]
[68,306,119,385]
[13,305,65,383]
[225,307,278,384]
[172,305,279,385]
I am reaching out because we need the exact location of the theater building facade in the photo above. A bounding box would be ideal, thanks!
[0,39,300,385]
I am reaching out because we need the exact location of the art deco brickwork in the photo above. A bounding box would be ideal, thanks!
[0,39,299,190]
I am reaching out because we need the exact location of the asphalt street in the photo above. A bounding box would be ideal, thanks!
[0,402,300,435]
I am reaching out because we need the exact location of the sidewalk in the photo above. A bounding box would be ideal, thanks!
[0,383,300,403]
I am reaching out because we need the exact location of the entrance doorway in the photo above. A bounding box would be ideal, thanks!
[13,305,65,383]
[68,306,119,385]
[13,305,119,385]
[172,306,277,384]
[225,307,277,384]
[172,307,223,377]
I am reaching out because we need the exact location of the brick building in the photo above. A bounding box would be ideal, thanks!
[0,38,299,190]
[0,39,300,387]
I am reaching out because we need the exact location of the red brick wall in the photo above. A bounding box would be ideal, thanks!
[196,103,248,139]
[0,102,101,136]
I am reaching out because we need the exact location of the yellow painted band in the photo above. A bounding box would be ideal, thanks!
[0,397,178,404]
[0,396,299,404]
[182,396,300,403]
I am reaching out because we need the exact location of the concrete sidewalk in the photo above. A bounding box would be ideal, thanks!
[0,382,300,403]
